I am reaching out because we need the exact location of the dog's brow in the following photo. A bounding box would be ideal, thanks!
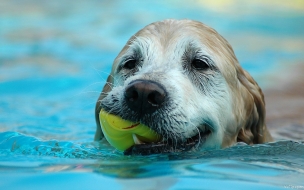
[182,43,216,68]
[119,47,142,63]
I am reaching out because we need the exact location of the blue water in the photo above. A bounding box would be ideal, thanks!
[1,132,304,189]
[1,1,304,189]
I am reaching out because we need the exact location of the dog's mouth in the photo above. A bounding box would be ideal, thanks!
[124,125,212,155]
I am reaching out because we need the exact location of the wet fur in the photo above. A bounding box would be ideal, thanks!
[95,19,272,150]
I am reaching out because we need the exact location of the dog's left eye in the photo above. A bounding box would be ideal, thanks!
[191,59,209,70]
[123,59,137,70]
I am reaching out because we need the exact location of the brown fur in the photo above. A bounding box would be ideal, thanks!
[94,19,273,147]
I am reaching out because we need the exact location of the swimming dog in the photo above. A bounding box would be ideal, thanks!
[95,19,272,153]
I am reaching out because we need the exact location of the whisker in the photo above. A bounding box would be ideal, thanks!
[91,67,114,80]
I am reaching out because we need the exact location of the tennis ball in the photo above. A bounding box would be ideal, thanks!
[99,109,162,151]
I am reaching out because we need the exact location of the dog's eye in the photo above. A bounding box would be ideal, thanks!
[191,59,209,70]
[123,59,137,70]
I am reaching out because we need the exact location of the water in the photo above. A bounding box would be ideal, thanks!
[1,132,304,189]
[1,0,304,189]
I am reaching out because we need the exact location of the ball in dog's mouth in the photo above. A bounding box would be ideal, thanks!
[99,109,211,155]
[98,109,162,151]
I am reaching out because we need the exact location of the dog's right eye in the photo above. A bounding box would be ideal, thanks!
[123,59,137,70]
[191,59,209,70]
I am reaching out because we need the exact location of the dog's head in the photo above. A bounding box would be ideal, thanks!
[95,19,272,150]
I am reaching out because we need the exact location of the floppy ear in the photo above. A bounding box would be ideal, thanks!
[236,67,273,144]
[94,75,113,141]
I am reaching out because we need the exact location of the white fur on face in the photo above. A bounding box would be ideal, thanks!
[101,20,240,150]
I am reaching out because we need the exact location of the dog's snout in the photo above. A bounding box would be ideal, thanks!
[124,80,166,114]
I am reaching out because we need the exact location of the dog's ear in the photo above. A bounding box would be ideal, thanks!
[94,75,113,141]
[236,68,272,144]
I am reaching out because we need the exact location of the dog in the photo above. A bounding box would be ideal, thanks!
[95,19,272,152]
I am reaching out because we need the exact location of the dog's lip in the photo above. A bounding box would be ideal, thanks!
[184,125,212,145]
[124,125,212,155]
[195,126,212,139]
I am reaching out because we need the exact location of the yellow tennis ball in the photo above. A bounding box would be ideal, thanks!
[99,109,162,151]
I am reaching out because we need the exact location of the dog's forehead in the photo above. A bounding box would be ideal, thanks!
[136,20,198,47]
[132,20,215,54]
[116,20,215,56]
[135,20,229,53]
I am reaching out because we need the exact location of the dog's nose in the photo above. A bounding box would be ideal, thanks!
[124,80,166,114]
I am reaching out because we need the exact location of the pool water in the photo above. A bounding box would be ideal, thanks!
[1,1,304,189]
